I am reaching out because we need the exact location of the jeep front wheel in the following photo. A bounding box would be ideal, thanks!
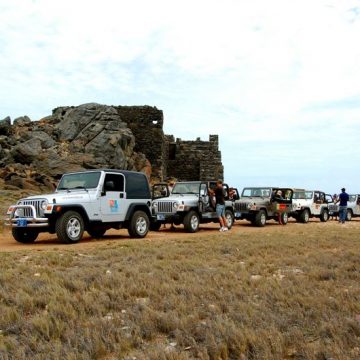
[128,211,149,238]
[56,211,85,244]
[346,209,352,221]
[12,228,39,243]
[254,210,266,227]
[184,211,200,232]
[300,209,310,223]
[224,209,234,229]
[320,210,329,222]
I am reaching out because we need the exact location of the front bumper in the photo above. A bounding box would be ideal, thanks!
[5,205,49,228]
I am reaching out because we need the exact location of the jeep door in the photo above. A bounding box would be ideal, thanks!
[100,173,127,222]
[311,191,324,215]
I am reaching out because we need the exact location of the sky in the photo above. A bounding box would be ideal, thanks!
[1,0,360,194]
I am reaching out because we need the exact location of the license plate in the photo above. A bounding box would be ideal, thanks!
[157,214,166,221]
[235,212,241,218]
[16,218,28,227]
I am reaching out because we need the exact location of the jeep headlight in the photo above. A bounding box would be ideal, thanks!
[247,203,253,209]
[152,202,158,208]
[41,200,48,210]
[173,202,179,209]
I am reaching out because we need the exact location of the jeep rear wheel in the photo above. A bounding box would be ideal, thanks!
[128,211,149,238]
[254,210,266,227]
[346,209,352,221]
[279,212,288,225]
[224,209,234,229]
[184,211,200,232]
[56,211,84,244]
[300,209,310,223]
[12,228,39,243]
[320,209,329,222]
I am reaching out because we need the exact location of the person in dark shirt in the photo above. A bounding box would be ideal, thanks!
[213,180,228,232]
[337,187,349,224]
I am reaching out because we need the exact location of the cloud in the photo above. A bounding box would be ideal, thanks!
[0,0,360,193]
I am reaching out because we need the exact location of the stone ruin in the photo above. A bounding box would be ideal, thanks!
[0,103,224,192]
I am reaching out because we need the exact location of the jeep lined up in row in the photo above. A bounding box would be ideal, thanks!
[328,194,360,221]
[290,190,331,223]
[151,181,235,232]
[234,187,294,227]
[6,170,152,243]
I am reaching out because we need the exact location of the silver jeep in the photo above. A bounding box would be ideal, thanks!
[6,169,152,243]
[151,181,234,232]
[234,187,293,227]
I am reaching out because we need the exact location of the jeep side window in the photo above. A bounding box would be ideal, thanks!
[104,174,124,192]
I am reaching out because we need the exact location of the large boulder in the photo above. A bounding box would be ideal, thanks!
[13,116,31,127]
[0,116,11,136]
[10,138,42,164]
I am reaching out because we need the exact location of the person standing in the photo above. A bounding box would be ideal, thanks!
[214,180,228,232]
[337,188,349,224]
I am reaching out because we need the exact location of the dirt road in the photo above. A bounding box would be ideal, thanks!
[0,219,358,252]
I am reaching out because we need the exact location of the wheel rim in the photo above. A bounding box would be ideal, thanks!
[305,212,309,222]
[282,213,288,223]
[191,215,199,230]
[136,216,148,235]
[323,211,328,221]
[226,213,233,227]
[347,211,351,221]
[261,213,266,225]
[67,217,81,239]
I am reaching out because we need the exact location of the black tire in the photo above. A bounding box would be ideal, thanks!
[254,210,266,227]
[56,211,85,244]
[320,209,329,222]
[224,209,234,229]
[346,209,352,221]
[280,212,288,225]
[300,209,310,223]
[128,211,149,238]
[12,228,39,243]
[149,221,162,231]
[87,227,107,238]
[183,211,200,232]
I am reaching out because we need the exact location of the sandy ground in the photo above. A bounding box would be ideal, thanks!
[0,218,358,253]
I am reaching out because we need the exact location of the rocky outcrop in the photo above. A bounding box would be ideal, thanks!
[0,103,149,192]
[0,102,223,194]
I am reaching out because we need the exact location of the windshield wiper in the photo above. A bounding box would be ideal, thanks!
[57,187,71,192]
[73,186,88,192]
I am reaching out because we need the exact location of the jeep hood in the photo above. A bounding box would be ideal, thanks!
[20,190,93,204]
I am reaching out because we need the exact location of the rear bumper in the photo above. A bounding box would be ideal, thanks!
[5,205,49,228]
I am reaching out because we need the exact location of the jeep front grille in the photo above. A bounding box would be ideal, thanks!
[235,202,249,212]
[18,200,44,218]
[157,201,174,213]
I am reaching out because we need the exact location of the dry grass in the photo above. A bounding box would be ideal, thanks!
[0,222,360,359]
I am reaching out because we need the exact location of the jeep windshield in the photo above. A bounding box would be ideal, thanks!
[172,182,200,194]
[293,191,313,200]
[57,172,101,191]
[241,188,271,197]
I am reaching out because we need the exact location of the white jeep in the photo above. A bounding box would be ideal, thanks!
[6,169,152,243]
[291,190,330,223]
[328,194,360,221]
[151,181,234,232]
